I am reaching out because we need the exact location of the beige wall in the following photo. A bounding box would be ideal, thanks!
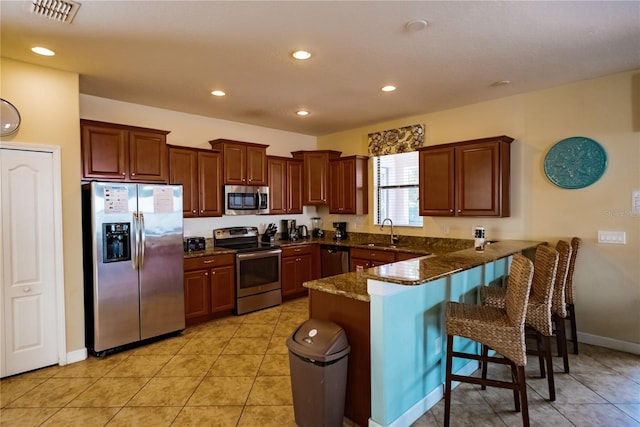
[318,70,640,345]
[1,58,85,352]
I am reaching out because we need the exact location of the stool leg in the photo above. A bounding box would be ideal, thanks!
[510,362,521,412]
[536,331,546,378]
[481,345,488,390]
[516,365,530,427]
[554,313,570,373]
[542,334,556,401]
[568,303,579,354]
[444,334,454,427]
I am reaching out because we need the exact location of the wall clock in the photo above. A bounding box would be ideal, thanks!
[1,99,21,136]
[543,136,607,189]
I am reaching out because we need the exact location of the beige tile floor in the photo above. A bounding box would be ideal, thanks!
[1,296,639,426]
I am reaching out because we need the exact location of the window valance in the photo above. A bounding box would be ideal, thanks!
[367,124,424,156]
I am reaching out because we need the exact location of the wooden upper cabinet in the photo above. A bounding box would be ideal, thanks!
[291,150,342,205]
[329,155,368,214]
[418,136,513,217]
[198,151,223,217]
[268,156,303,215]
[168,145,222,218]
[81,119,169,182]
[209,139,268,186]
[169,146,198,217]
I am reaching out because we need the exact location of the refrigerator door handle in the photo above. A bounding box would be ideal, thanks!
[139,212,146,269]
[132,212,139,270]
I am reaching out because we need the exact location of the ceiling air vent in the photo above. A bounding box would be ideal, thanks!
[31,0,81,24]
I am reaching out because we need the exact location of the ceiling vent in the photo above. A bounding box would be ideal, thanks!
[31,0,81,24]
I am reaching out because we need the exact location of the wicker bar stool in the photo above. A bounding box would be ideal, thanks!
[566,237,582,354]
[551,240,572,373]
[444,254,534,427]
[480,245,559,401]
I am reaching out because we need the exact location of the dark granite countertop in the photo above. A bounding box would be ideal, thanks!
[303,240,543,302]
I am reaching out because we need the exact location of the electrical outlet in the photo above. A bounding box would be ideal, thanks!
[597,230,626,244]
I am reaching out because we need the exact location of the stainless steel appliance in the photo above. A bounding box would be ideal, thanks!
[320,245,350,277]
[213,227,282,315]
[333,221,348,241]
[224,185,269,215]
[82,182,185,356]
[298,225,309,239]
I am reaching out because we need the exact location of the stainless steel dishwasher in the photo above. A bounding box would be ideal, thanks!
[320,245,350,278]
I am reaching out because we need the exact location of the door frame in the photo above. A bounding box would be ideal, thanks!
[0,141,67,371]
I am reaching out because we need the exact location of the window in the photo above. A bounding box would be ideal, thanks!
[373,151,421,226]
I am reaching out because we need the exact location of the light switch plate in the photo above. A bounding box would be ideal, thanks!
[598,230,626,244]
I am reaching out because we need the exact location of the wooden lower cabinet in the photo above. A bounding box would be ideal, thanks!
[349,247,396,271]
[281,244,320,298]
[184,254,235,326]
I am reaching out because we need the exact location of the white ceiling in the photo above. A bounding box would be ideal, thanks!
[2,1,639,136]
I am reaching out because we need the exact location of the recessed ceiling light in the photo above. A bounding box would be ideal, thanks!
[405,19,429,32]
[292,50,312,60]
[491,80,511,87]
[381,85,396,92]
[31,46,55,56]
[210,90,226,97]
[296,110,310,116]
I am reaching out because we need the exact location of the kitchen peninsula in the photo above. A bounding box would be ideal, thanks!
[304,240,542,427]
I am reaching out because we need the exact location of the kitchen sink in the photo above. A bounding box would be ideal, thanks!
[366,242,397,249]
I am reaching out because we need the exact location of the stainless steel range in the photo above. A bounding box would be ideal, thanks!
[213,227,282,315]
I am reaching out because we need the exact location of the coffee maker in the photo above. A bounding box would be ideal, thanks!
[333,221,347,241]
[281,219,298,241]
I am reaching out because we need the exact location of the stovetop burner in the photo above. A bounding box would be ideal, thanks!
[213,226,280,253]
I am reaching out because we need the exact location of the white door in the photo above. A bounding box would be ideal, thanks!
[1,148,59,377]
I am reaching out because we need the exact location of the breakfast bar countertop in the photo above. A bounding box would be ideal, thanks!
[303,240,543,302]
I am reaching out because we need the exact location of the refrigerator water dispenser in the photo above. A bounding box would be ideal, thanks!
[103,222,131,263]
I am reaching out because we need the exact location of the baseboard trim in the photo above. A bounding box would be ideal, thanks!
[577,332,640,355]
[64,348,88,365]
[368,360,479,427]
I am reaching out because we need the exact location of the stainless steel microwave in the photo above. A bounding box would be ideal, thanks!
[224,185,270,215]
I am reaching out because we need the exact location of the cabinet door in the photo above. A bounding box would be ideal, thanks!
[198,151,223,217]
[222,142,246,184]
[455,141,503,216]
[246,145,267,185]
[81,124,127,180]
[281,256,299,296]
[169,147,198,217]
[128,130,168,182]
[184,269,211,320]
[287,160,303,214]
[211,264,235,312]
[419,147,455,216]
[350,258,370,272]
[297,254,313,293]
[268,157,287,214]
[304,152,329,205]
[329,158,357,214]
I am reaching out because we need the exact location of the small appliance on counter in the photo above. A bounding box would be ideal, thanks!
[298,225,309,239]
[184,236,206,252]
[281,219,298,241]
[311,217,324,238]
[333,221,348,241]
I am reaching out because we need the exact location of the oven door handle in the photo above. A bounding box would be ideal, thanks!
[236,248,282,260]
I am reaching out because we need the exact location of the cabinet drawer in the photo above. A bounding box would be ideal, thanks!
[184,254,235,271]
[350,248,395,263]
[282,244,315,258]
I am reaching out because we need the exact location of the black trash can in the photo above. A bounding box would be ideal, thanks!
[286,318,351,427]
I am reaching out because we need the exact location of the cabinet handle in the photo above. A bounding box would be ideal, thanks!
[450,209,454,213]
[211,271,216,275]
[204,272,208,276]
[121,172,126,176]
[200,210,203,213]
[294,248,301,252]
[193,210,197,214]
[131,173,135,176]
[458,209,461,213]
[203,260,214,264]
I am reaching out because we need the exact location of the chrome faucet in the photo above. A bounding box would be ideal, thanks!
[380,218,399,247]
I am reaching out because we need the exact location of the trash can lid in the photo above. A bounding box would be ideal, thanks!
[286,318,350,362]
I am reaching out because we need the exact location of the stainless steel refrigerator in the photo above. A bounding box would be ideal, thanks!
[82,182,185,356]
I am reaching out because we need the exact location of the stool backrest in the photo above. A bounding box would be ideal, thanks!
[552,240,572,317]
[566,237,582,305]
[505,254,534,326]
[531,245,559,306]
